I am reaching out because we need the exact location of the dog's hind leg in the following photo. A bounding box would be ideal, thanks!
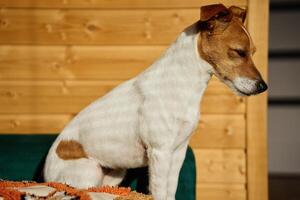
[45,158,104,189]
[102,169,126,186]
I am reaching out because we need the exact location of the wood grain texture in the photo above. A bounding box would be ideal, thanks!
[0,79,233,97]
[246,0,269,200]
[0,45,240,96]
[0,114,72,134]
[0,9,199,45]
[0,78,244,115]
[190,114,245,149]
[0,94,245,114]
[0,95,95,114]
[197,184,246,200]
[0,114,245,150]
[0,0,247,9]
[0,80,123,97]
[201,95,245,114]
[194,149,246,184]
[0,45,165,80]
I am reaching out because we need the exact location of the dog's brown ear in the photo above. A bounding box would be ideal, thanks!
[200,4,229,21]
[229,6,247,23]
[199,4,231,31]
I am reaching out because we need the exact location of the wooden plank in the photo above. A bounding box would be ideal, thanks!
[0,79,232,97]
[0,9,201,45]
[0,95,95,114]
[0,114,72,134]
[198,184,246,200]
[0,94,245,114]
[190,114,245,149]
[0,46,239,94]
[201,95,245,114]
[0,115,245,150]
[0,80,123,97]
[246,0,269,200]
[205,79,233,95]
[194,149,246,184]
[0,0,247,9]
[0,45,165,80]
[197,184,246,200]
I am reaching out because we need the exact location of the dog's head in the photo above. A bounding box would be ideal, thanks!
[198,4,267,96]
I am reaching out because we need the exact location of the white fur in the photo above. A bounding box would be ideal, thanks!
[233,77,257,95]
[44,23,213,200]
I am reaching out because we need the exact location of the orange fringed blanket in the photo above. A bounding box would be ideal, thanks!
[0,181,152,200]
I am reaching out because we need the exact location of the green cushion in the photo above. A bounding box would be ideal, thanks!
[0,135,196,200]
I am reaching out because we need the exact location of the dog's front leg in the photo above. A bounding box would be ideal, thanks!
[166,142,188,200]
[138,96,177,200]
[148,147,172,200]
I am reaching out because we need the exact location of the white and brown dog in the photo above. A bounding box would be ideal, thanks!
[44,4,267,200]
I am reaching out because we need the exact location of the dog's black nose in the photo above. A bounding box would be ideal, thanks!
[256,80,268,94]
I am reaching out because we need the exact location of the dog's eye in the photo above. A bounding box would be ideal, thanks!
[234,49,247,58]
[228,49,248,59]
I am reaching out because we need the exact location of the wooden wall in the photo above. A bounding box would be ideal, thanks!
[0,0,268,200]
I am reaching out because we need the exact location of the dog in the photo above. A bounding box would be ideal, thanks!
[44,4,268,200]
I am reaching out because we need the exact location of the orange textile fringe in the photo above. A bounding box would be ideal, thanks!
[0,188,24,200]
[46,182,91,200]
[0,181,131,200]
[88,185,131,196]
[0,181,37,188]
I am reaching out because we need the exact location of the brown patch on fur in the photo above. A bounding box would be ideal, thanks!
[198,4,262,82]
[56,140,87,160]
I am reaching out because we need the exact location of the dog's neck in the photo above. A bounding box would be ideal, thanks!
[136,22,213,121]
[163,22,213,88]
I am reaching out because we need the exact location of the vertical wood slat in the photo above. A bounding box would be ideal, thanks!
[246,0,269,200]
